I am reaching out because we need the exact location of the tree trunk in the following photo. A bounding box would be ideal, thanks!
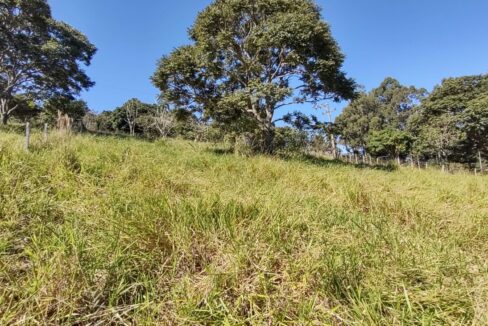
[260,125,275,154]
[1,113,7,125]
[330,134,337,159]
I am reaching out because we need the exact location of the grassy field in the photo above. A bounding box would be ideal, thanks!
[0,131,487,325]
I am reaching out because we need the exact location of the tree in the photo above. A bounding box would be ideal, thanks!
[372,77,427,130]
[122,99,142,136]
[0,0,96,124]
[312,103,339,158]
[463,95,488,169]
[336,78,425,156]
[152,105,175,138]
[410,74,488,164]
[366,129,412,164]
[41,96,89,127]
[335,94,380,154]
[153,0,356,153]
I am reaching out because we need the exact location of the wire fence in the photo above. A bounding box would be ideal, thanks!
[309,150,487,175]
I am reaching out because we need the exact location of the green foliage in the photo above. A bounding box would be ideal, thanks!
[410,74,488,164]
[0,0,96,124]
[366,128,412,159]
[95,99,157,135]
[335,94,379,152]
[40,97,89,126]
[336,78,426,155]
[0,131,487,324]
[274,126,309,152]
[153,0,356,153]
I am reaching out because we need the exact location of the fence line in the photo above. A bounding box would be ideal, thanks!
[16,123,487,176]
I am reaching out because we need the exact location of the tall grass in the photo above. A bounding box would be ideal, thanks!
[0,131,487,324]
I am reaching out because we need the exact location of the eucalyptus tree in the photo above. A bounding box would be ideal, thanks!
[0,0,96,124]
[153,0,356,153]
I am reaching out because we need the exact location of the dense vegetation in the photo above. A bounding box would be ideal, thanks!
[0,131,487,324]
[337,75,488,168]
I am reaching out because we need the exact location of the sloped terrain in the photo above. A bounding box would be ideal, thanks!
[0,131,487,324]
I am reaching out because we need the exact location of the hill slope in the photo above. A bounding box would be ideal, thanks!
[1,132,487,324]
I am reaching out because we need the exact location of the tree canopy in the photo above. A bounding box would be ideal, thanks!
[335,77,426,157]
[0,0,96,124]
[409,74,488,163]
[153,0,356,153]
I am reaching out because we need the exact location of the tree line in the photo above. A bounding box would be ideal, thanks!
[336,75,487,168]
[1,0,486,169]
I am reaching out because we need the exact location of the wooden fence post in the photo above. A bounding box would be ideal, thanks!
[44,123,48,142]
[25,122,30,151]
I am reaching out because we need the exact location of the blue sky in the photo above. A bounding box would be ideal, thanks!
[48,0,488,120]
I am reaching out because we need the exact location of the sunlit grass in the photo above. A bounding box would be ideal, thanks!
[0,131,487,324]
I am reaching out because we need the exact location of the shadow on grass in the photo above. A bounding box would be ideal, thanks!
[83,129,159,142]
[279,153,398,172]
[206,146,398,172]
[208,147,235,156]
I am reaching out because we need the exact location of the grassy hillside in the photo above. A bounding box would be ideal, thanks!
[0,131,487,325]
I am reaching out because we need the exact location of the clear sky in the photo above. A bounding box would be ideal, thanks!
[48,0,488,119]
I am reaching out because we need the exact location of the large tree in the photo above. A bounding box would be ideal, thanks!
[0,0,96,124]
[410,74,488,165]
[153,0,355,153]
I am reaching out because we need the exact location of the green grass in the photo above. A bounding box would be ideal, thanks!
[0,131,487,325]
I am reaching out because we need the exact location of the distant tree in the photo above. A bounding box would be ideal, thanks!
[463,94,488,168]
[410,74,488,164]
[122,99,143,136]
[372,77,427,130]
[41,97,89,127]
[82,111,98,131]
[366,129,412,164]
[336,78,426,156]
[152,105,175,138]
[274,127,309,152]
[0,0,96,125]
[94,111,117,133]
[93,99,160,136]
[153,0,356,153]
[313,103,339,158]
[335,94,379,154]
